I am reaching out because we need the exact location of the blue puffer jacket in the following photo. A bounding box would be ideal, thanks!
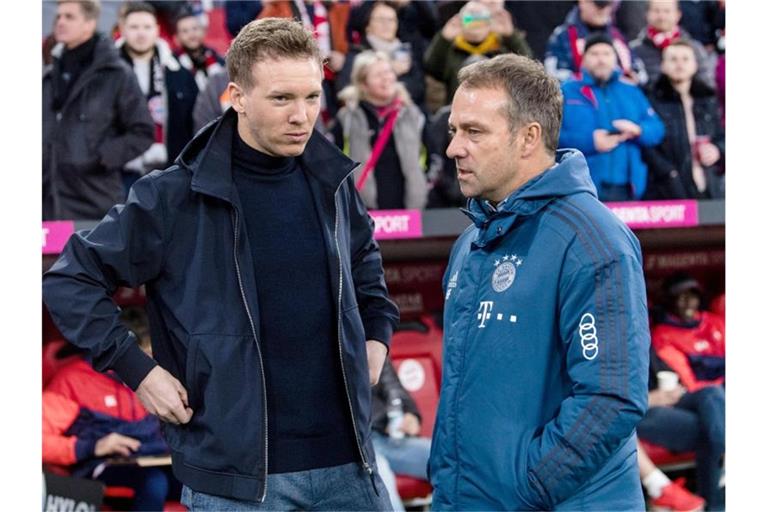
[559,69,665,200]
[429,150,649,511]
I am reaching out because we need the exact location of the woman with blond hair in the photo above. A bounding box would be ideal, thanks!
[336,50,428,210]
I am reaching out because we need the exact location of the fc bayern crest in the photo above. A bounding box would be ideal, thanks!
[491,254,523,292]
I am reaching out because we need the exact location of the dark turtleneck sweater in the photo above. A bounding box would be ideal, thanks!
[231,131,358,474]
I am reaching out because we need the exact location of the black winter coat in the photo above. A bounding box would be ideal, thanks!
[43,34,154,220]
[643,75,725,200]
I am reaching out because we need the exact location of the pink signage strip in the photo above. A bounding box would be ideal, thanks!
[370,209,423,240]
[42,221,75,254]
[606,200,699,229]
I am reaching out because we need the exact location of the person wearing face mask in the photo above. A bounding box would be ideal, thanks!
[643,40,724,200]
[423,0,531,106]
[637,272,725,510]
[559,32,665,202]
[338,1,426,110]
[336,51,428,210]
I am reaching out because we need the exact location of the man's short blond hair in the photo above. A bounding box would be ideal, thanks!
[58,0,101,20]
[226,17,323,91]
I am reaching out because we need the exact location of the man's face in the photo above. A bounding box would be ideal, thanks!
[661,44,697,82]
[122,11,159,56]
[361,59,397,104]
[54,2,96,49]
[231,57,323,157]
[578,0,614,27]
[366,4,398,42]
[674,290,700,321]
[647,0,681,33]
[582,42,617,81]
[446,85,522,203]
[175,16,204,51]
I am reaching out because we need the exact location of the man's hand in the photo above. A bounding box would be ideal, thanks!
[94,433,141,458]
[490,9,514,36]
[328,50,346,72]
[648,385,685,408]
[612,119,642,138]
[698,142,721,167]
[366,340,388,385]
[442,14,462,40]
[136,366,194,425]
[401,412,422,436]
[594,129,627,152]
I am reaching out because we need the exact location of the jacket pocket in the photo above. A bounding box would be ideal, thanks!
[178,334,266,476]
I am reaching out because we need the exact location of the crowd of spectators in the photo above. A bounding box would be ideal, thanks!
[43,0,726,221]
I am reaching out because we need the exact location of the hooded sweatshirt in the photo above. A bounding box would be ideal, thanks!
[429,149,650,510]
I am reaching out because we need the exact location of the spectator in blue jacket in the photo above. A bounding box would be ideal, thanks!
[545,0,647,85]
[559,32,665,201]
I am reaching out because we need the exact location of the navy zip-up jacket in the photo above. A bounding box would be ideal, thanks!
[42,108,400,501]
[429,149,649,510]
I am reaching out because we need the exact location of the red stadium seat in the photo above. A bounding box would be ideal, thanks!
[710,293,725,318]
[389,316,444,506]
[42,339,79,388]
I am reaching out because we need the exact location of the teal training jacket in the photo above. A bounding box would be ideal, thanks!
[429,149,650,510]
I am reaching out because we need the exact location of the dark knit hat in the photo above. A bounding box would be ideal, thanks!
[583,31,615,54]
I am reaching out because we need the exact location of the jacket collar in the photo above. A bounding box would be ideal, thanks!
[114,37,181,72]
[462,149,597,246]
[652,73,716,101]
[177,108,359,203]
[580,68,622,87]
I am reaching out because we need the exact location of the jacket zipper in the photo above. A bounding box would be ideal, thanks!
[332,176,378,494]
[231,207,269,502]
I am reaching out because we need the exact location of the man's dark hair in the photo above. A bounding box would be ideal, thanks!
[227,17,323,91]
[57,0,101,21]
[457,53,563,155]
[120,1,157,21]
[173,5,197,30]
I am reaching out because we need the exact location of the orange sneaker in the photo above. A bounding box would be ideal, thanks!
[650,478,706,512]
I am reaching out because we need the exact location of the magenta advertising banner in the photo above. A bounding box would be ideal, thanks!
[370,209,423,239]
[606,200,699,229]
[42,221,75,255]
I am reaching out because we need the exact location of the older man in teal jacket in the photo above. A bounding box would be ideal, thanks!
[560,32,665,202]
[429,53,649,510]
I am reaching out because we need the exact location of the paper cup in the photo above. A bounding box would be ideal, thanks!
[657,371,679,391]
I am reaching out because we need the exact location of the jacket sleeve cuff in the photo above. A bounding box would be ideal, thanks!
[364,318,394,352]
[74,438,96,461]
[111,337,158,390]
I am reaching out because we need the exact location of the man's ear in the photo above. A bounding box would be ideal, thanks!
[228,82,246,114]
[519,122,543,158]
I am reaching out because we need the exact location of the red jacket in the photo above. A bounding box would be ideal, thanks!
[651,311,725,392]
[42,391,82,466]
[45,358,148,422]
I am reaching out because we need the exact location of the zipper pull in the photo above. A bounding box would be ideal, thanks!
[364,463,380,496]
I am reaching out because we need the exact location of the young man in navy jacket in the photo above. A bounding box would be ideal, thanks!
[44,17,399,511]
[428,53,650,510]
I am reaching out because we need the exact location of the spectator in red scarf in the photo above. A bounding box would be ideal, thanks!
[172,6,225,92]
[630,0,714,91]
[336,50,428,210]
